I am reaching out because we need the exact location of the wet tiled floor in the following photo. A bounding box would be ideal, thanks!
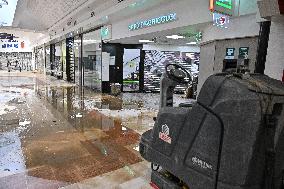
[0,72,190,189]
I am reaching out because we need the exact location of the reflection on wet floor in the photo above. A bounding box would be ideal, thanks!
[0,74,191,188]
[0,74,160,189]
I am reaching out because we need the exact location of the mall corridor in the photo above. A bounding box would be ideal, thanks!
[1,0,284,189]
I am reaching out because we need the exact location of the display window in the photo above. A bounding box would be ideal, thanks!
[82,30,102,91]
[122,49,140,92]
[74,36,81,85]
[54,42,62,78]
[45,45,51,75]
[62,40,67,80]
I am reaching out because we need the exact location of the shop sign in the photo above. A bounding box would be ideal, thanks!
[213,13,230,28]
[210,0,234,16]
[128,13,177,31]
[101,25,112,40]
[0,39,21,49]
[225,48,235,59]
[239,47,249,59]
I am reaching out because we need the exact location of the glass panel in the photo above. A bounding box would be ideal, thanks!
[55,42,62,78]
[123,49,140,92]
[74,36,81,86]
[62,40,67,80]
[45,46,51,75]
[82,30,102,91]
[36,47,45,73]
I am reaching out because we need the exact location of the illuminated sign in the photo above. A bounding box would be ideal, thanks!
[239,47,249,59]
[101,25,112,40]
[195,32,203,42]
[128,13,177,31]
[213,13,230,28]
[210,0,234,16]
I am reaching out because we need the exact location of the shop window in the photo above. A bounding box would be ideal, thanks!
[82,30,102,91]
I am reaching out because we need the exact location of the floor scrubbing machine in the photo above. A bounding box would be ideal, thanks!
[139,64,284,189]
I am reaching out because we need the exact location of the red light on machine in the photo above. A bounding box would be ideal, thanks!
[150,182,160,189]
[21,41,25,48]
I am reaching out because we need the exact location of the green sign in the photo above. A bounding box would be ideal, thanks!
[211,0,234,16]
[128,13,177,31]
[239,47,249,59]
[101,25,112,40]
[216,0,233,9]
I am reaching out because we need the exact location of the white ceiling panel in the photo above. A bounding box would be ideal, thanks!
[13,0,89,31]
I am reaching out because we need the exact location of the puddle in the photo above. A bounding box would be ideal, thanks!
[0,105,17,116]
[0,132,26,174]
[8,97,26,104]
[0,135,16,147]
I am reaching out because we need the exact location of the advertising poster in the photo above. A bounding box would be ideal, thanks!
[123,49,140,92]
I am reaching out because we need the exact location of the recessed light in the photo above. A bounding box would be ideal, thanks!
[139,39,154,43]
[166,35,185,39]
[187,42,197,45]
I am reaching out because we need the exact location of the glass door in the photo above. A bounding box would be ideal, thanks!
[45,45,51,75]
[54,42,62,78]
[82,30,102,91]
[62,40,67,80]
[74,36,81,86]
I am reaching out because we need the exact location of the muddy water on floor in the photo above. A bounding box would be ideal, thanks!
[0,76,145,188]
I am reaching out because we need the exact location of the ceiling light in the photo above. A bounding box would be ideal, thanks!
[139,39,154,43]
[166,35,185,39]
[187,42,197,45]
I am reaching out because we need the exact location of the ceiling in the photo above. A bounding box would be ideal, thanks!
[12,0,90,31]
[12,0,171,34]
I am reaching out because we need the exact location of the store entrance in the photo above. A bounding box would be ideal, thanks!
[109,25,202,98]
[82,30,102,91]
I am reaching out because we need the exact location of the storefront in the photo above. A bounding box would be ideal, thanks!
[73,36,81,86]
[41,27,103,91]
[45,45,51,75]
[81,29,102,91]
[34,46,45,73]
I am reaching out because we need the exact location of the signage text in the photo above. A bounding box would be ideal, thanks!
[128,13,177,31]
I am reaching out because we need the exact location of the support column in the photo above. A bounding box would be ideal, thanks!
[264,16,284,81]
[255,21,271,74]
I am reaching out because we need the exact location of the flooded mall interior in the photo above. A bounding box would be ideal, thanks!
[0,0,284,189]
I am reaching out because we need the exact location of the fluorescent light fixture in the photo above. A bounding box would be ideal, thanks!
[187,42,197,45]
[139,39,154,43]
[166,35,185,39]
